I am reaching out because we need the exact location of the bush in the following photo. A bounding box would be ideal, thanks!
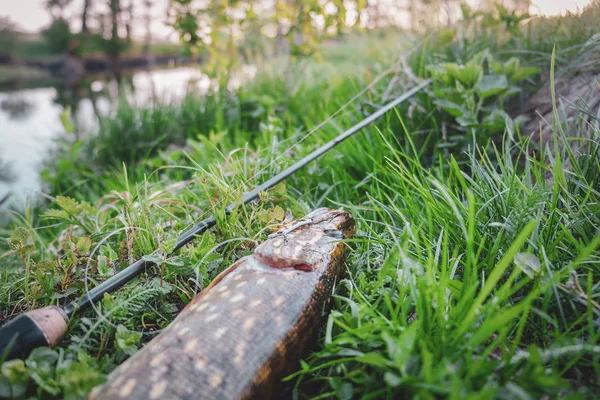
[0,17,18,61]
[43,18,72,53]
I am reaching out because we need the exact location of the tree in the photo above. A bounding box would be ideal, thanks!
[143,0,154,57]
[43,18,73,53]
[81,0,92,33]
[102,0,129,77]
[0,17,18,62]
[45,0,72,21]
[168,0,365,84]
[123,0,134,43]
[480,0,531,13]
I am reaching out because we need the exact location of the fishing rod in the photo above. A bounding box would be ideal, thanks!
[0,79,431,361]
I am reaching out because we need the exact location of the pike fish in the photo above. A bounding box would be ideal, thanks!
[90,208,354,399]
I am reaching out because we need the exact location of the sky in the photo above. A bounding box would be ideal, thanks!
[2,0,177,40]
[0,0,594,40]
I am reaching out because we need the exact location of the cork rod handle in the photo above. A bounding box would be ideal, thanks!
[0,306,68,360]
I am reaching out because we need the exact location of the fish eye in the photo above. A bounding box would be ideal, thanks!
[324,229,343,239]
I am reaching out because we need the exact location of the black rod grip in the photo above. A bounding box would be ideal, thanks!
[0,306,68,361]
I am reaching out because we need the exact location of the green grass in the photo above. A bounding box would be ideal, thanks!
[1,5,600,399]
[10,38,62,62]
[0,65,51,85]
[10,36,184,63]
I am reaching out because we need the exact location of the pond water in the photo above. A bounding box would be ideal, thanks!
[0,66,221,218]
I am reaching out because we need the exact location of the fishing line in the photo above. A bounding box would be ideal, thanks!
[139,63,400,263]
[80,226,150,336]
[151,64,399,230]
[0,70,430,360]
[187,44,420,215]
[244,66,396,183]
[83,67,395,335]
[67,77,430,316]
[80,226,258,340]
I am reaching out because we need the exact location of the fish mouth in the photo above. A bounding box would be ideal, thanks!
[253,208,355,272]
[301,208,355,238]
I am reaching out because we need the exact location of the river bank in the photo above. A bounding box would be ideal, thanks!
[0,54,201,89]
[0,64,216,215]
[1,11,599,398]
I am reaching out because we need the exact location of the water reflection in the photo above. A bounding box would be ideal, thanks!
[0,96,36,120]
[0,66,218,216]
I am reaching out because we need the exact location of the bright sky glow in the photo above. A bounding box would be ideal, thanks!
[0,0,594,39]
[532,0,591,15]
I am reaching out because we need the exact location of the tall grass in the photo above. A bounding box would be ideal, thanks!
[290,126,600,398]
[1,4,599,399]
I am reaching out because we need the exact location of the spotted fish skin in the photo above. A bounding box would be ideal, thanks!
[90,208,354,400]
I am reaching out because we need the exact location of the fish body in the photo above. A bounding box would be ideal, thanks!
[90,208,354,399]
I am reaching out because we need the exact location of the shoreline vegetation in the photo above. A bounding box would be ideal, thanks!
[1,2,600,399]
[0,38,190,88]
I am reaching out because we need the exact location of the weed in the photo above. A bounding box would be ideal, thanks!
[1,5,599,399]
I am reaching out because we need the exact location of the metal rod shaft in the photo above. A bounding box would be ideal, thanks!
[63,79,431,316]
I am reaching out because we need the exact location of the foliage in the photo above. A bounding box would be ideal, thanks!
[101,0,130,59]
[43,18,73,53]
[1,3,600,399]
[168,0,366,82]
[428,50,539,150]
[45,0,73,20]
[290,132,600,398]
[0,18,18,59]
[0,348,105,399]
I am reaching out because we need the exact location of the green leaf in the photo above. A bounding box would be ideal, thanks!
[428,65,454,86]
[458,220,537,337]
[16,244,35,258]
[447,279,463,299]
[441,63,461,86]
[1,359,29,384]
[482,109,509,131]
[386,324,418,372]
[511,66,540,83]
[460,3,472,19]
[490,60,504,75]
[355,352,392,368]
[55,196,79,214]
[9,227,31,248]
[102,292,116,309]
[435,28,456,46]
[161,238,178,255]
[331,380,353,400]
[384,371,402,387]
[457,114,478,127]
[272,182,286,195]
[143,253,164,265]
[59,107,75,134]
[25,348,61,396]
[166,256,193,275]
[56,360,105,399]
[378,246,401,280]
[115,325,142,356]
[503,58,520,80]
[455,63,483,89]
[514,253,542,278]
[469,50,490,67]
[476,75,509,99]
[504,86,522,97]
[267,205,285,222]
[76,236,92,255]
[469,303,527,347]
[42,209,70,220]
[0,371,28,398]
[97,255,114,277]
[435,99,466,117]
